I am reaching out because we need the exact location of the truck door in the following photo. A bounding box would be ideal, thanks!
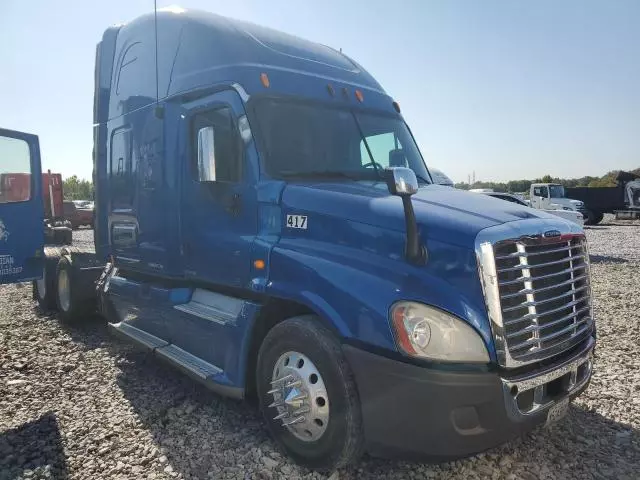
[532,185,549,209]
[179,90,257,287]
[0,128,44,284]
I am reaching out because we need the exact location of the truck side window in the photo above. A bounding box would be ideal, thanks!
[192,107,239,183]
[360,133,403,168]
[110,128,134,210]
[534,187,548,197]
[0,136,31,203]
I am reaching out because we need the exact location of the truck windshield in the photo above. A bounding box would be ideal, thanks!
[252,99,431,182]
[549,185,565,198]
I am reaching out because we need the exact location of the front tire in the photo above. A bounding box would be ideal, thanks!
[256,316,364,470]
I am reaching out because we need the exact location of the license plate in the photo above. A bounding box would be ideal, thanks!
[545,398,569,426]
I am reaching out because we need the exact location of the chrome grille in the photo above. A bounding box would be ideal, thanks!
[490,234,593,366]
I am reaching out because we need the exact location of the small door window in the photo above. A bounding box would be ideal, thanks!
[192,107,240,183]
[533,186,549,197]
[0,136,31,203]
[360,132,404,168]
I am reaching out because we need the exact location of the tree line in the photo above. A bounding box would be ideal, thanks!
[454,168,640,193]
[61,167,640,199]
[62,175,93,200]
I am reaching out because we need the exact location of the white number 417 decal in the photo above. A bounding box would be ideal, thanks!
[286,215,308,229]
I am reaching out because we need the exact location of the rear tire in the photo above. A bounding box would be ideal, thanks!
[55,256,95,323]
[33,252,61,311]
[592,212,604,225]
[256,316,364,471]
[583,209,596,225]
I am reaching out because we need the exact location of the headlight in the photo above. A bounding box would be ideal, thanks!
[390,302,489,363]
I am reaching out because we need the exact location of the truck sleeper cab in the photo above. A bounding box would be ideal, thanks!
[54,7,597,470]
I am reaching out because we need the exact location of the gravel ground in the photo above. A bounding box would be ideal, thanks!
[1,222,639,479]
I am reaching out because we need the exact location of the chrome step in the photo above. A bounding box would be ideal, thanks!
[109,322,168,350]
[155,344,222,379]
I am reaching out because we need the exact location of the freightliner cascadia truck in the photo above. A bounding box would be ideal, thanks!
[0,8,595,470]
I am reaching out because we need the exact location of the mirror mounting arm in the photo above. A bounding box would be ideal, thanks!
[385,168,427,265]
[401,195,426,265]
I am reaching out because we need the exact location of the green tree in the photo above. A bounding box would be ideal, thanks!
[452,166,640,192]
[63,175,93,200]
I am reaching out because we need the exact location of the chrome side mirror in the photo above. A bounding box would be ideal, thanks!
[385,167,418,196]
[197,126,216,182]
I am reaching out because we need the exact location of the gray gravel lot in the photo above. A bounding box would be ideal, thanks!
[1,221,639,479]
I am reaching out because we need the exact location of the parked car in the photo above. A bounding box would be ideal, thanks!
[63,200,94,229]
[477,191,584,226]
[73,199,92,208]
[429,167,455,187]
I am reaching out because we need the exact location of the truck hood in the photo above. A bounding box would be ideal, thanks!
[282,182,559,248]
[551,198,583,208]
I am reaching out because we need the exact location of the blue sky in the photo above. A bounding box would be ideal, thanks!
[1,0,638,183]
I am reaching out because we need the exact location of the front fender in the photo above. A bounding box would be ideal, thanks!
[265,236,494,359]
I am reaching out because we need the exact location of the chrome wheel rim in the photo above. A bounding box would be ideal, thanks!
[269,351,330,442]
[58,269,71,312]
[36,267,46,300]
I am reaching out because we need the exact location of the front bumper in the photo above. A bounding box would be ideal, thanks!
[343,336,594,461]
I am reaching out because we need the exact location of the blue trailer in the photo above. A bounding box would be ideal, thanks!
[0,7,595,470]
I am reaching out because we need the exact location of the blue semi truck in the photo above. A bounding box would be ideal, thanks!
[0,8,595,470]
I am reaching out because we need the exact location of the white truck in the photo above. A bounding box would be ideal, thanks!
[530,183,586,215]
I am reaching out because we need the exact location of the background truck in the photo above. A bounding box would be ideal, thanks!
[565,171,640,224]
[0,8,596,470]
[529,183,587,217]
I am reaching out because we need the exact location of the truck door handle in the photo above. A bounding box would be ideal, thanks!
[225,193,241,215]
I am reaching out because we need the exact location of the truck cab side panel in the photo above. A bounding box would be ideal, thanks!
[266,223,492,357]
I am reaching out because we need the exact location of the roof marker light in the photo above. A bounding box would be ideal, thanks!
[327,84,335,96]
[260,73,270,88]
[355,90,364,102]
[393,101,401,113]
[341,87,349,99]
